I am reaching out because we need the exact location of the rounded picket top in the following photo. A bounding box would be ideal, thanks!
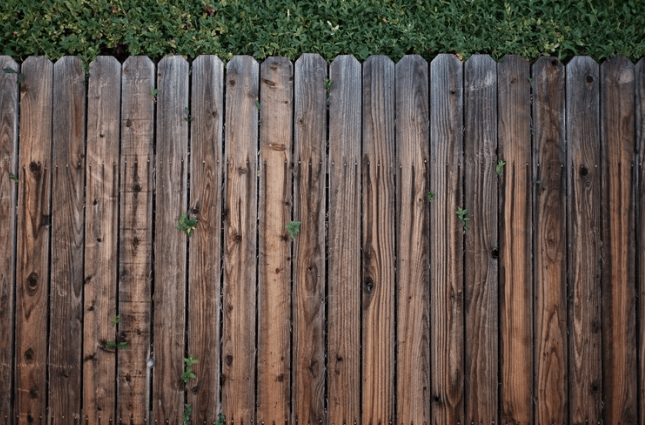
[601,55,634,86]
[396,54,428,69]
[122,55,155,81]
[0,55,19,74]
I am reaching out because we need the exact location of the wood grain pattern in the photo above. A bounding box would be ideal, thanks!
[533,57,567,425]
[152,56,189,425]
[497,55,532,425]
[187,55,224,425]
[222,55,258,425]
[14,56,53,426]
[464,54,498,425]
[566,56,602,425]
[49,56,86,425]
[600,56,637,425]
[327,54,362,425]
[430,53,464,425]
[395,54,430,425]
[292,53,327,425]
[361,55,395,425]
[257,56,292,425]
[638,57,645,426]
[117,56,155,425]
[0,56,19,425]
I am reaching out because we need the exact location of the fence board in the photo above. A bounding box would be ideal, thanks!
[430,53,465,425]
[152,56,189,425]
[464,54,498,425]
[638,57,645,426]
[222,55,258,425]
[14,56,53,426]
[328,54,362,425]
[566,56,601,425]
[49,56,86,425]
[497,54,532,425]
[533,57,567,425]
[187,55,224,425]
[0,56,18,425]
[292,53,327,425]
[117,56,155,425]
[257,56,293,425]
[395,54,430,425]
[362,55,396,424]
[600,56,637,425]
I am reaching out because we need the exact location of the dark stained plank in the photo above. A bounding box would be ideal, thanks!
[49,56,86,425]
[152,56,189,425]
[395,54,430,425]
[14,56,53,426]
[497,55,532,425]
[117,56,155,425]
[638,57,645,426]
[257,56,292,425]
[222,55,258,425]
[327,54,361,425]
[361,55,395,425]
[292,53,327,425]
[533,57,567,425]
[464,54,498,425]
[429,53,464,425]
[566,56,601,425]
[600,56,637,425]
[0,56,19,425]
[83,56,121,425]
[187,55,224,425]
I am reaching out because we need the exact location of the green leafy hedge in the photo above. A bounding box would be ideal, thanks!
[1,0,644,66]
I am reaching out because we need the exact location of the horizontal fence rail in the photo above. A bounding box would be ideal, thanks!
[0,54,644,425]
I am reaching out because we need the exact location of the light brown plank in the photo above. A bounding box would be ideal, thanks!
[0,56,19,425]
[566,56,601,425]
[533,57,567,425]
[361,55,395,425]
[638,57,645,426]
[222,55,258,425]
[497,55,532,425]
[292,53,327,425]
[464,54,498,425]
[14,56,53,426]
[327,54,362,425]
[187,55,224,425]
[152,56,189,425]
[49,56,86,425]
[83,56,121,425]
[430,53,464,425]
[117,56,155,425]
[257,56,292,425]
[395,54,430,425]
[601,56,637,425]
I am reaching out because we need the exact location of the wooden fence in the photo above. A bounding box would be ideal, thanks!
[0,53,644,425]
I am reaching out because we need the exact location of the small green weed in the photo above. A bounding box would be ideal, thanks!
[527,77,533,85]
[324,78,333,104]
[184,107,195,122]
[181,354,198,383]
[112,315,120,326]
[106,341,127,349]
[285,221,301,240]
[9,173,18,184]
[456,208,470,231]
[177,212,197,237]
[150,86,158,101]
[214,414,225,425]
[428,192,435,202]
[255,101,261,110]
[181,404,192,425]
[496,160,506,176]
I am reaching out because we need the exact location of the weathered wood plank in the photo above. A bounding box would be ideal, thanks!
[257,56,292,425]
[14,56,53,426]
[533,57,567,425]
[464,54,498,425]
[83,56,121,425]
[361,55,395,425]
[566,56,601,425]
[600,56,637,425]
[117,56,155,425]
[497,55,532,425]
[292,53,327,425]
[152,56,189,425]
[187,55,224,425]
[222,55,258,425]
[638,57,645,426]
[395,54,430,425]
[327,54,361,425]
[430,53,464,425]
[0,56,19,425]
